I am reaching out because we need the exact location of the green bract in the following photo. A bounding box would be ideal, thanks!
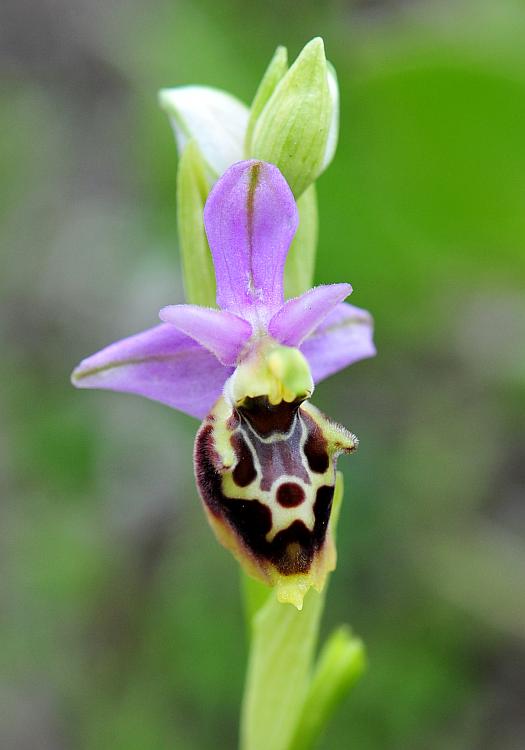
[288,626,366,750]
[176,140,216,307]
[245,45,288,157]
[284,185,318,300]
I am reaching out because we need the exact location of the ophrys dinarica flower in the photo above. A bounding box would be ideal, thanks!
[72,160,375,608]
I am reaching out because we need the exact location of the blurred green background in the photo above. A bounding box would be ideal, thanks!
[1,0,524,747]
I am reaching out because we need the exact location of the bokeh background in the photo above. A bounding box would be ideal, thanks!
[2,0,524,747]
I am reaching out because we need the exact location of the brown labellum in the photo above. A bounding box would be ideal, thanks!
[194,393,357,607]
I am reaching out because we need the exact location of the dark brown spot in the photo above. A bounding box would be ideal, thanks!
[313,485,335,549]
[221,491,317,576]
[276,482,305,508]
[222,497,273,556]
[231,433,257,487]
[238,396,301,438]
[269,521,314,574]
[303,413,330,473]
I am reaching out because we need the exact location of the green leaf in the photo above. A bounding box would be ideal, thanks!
[284,184,318,298]
[287,627,366,750]
[251,38,332,198]
[245,45,288,156]
[176,140,216,307]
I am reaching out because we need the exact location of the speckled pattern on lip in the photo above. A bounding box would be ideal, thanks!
[195,395,357,604]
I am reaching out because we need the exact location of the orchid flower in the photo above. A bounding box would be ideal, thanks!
[72,160,375,609]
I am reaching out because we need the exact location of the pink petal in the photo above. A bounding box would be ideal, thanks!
[71,324,231,419]
[268,283,352,346]
[204,160,298,320]
[159,304,252,365]
[300,302,376,384]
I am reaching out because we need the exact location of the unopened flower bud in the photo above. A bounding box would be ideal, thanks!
[244,45,288,156]
[159,85,249,185]
[250,38,339,198]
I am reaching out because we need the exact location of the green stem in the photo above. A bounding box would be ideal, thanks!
[240,586,326,750]
[239,476,364,750]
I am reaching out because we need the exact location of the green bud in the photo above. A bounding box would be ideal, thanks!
[284,184,318,298]
[250,37,337,198]
[176,140,216,307]
[244,45,288,156]
[159,85,249,185]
